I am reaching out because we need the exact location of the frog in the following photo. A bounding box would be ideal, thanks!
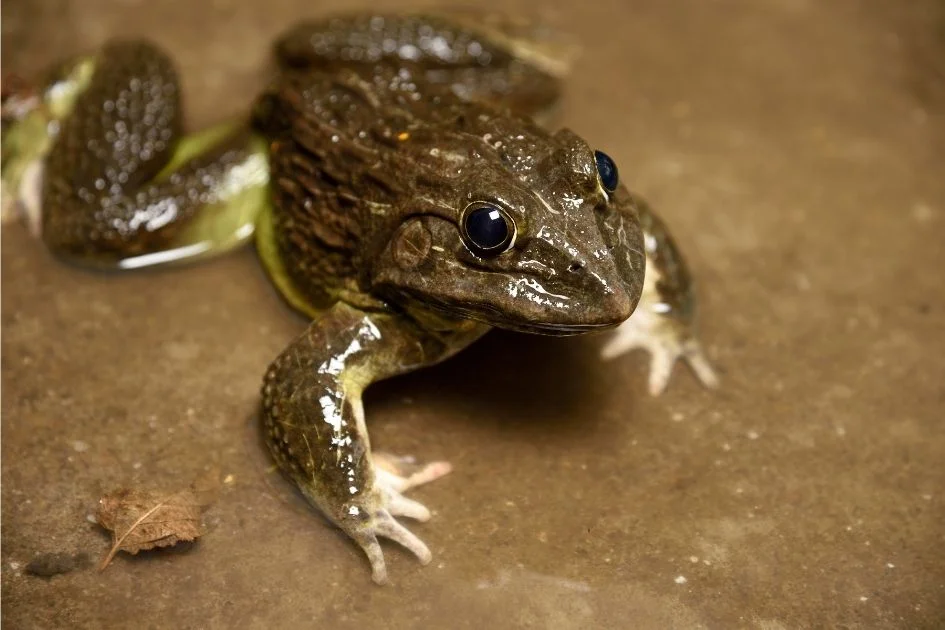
[1,11,718,584]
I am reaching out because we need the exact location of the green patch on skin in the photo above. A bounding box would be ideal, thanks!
[1,109,50,219]
[159,132,272,264]
[45,57,97,120]
[106,131,272,270]
[255,200,326,319]
[154,121,248,182]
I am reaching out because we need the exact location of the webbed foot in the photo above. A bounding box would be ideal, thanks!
[352,455,452,584]
[601,308,719,396]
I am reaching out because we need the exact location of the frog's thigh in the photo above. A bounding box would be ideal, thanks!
[38,41,267,269]
[273,12,562,118]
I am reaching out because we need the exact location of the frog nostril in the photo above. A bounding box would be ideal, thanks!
[568,261,584,273]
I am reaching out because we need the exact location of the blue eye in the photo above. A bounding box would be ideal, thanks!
[594,150,619,192]
[461,202,515,257]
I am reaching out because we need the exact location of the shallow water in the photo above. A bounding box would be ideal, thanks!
[3,0,944,627]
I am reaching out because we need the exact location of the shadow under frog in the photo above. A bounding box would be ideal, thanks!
[2,10,718,584]
[370,329,611,439]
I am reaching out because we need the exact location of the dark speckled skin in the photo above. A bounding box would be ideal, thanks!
[40,42,263,267]
[274,12,565,116]
[10,11,711,584]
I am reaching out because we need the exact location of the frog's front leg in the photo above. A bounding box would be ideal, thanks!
[261,302,481,584]
[602,195,720,395]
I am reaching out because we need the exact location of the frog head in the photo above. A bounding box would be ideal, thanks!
[369,120,645,335]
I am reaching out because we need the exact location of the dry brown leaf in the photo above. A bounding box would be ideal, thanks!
[96,487,203,570]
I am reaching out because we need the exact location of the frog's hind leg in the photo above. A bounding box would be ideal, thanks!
[271,11,571,119]
[2,72,53,232]
[601,197,719,395]
[9,40,269,270]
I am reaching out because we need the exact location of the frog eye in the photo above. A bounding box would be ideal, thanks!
[460,202,516,257]
[594,150,619,193]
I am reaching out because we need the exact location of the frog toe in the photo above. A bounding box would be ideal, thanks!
[353,529,391,585]
[644,337,719,396]
[601,311,719,395]
[374,452,453,492]
[386,492,432,521]
[374,511,433,565]
[679,339,721,392]
[375,455,452,521]
[353,508,433,585]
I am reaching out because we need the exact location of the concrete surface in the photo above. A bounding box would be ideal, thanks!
[2,0,944,628]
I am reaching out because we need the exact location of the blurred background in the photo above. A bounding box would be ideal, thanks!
[2,0,944,628]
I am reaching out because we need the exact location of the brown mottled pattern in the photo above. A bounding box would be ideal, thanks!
[255,63,567,311]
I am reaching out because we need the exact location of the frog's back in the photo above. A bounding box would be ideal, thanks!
[254,67,450,309]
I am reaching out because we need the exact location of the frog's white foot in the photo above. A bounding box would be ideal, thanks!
[355,454,452,584]
[601,309,719,396]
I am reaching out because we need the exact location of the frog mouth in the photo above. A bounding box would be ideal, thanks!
[493,318,620,336]
[498,274,633,334]
[408,269,634,336]
[421,300,625,336]
[462,304,628,336]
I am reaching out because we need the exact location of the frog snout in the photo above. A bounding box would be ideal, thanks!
[597,281,634,324]
[563,261,634,326]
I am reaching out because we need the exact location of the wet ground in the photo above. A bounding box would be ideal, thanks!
[2,0,944,628]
